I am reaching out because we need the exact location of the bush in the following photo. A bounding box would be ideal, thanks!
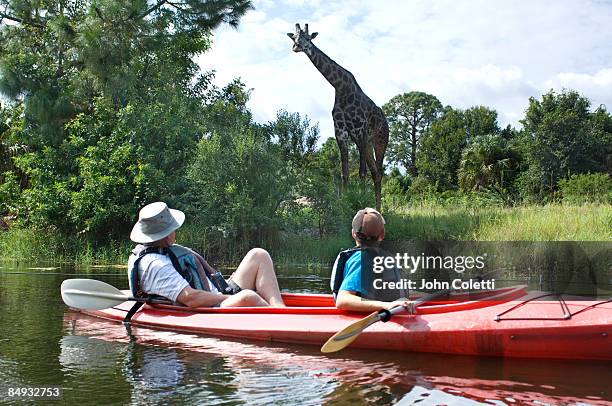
[407,175,439,202]
[0,171,20,216]
[382,176,408,209]
[185,124,289,247]
[458,133,519,193]
[339,180,376,213]
[558,173,612,204]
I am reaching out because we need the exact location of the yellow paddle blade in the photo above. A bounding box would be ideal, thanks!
[321,311,380,353]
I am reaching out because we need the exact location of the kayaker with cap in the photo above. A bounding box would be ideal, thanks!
[330,208,413,312]
[128,202,285,308]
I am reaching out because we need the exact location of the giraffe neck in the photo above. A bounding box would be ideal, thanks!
[307,45,360,94]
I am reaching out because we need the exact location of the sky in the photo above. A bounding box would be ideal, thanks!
[196,0,612,141]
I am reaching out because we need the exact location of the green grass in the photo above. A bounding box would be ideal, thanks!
[385,203,611,241]
[473,204,612,241]
[0,228,132,265]
[1,204,609,267]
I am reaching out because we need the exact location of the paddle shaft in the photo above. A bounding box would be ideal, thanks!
[387,288,452,317]
[332,289,454,342]
[63,287,172,306]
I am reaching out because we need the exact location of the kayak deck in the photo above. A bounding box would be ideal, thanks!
[136,285,527,315]
[77,286,612,361]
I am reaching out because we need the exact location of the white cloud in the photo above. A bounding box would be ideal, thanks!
[197,0,612,140]
[545,68,612,109]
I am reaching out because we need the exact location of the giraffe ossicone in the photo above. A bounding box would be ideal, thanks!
[286,23,389,210]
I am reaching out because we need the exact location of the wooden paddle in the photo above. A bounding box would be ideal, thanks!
[60,279,170,310]
[320,289,450,353]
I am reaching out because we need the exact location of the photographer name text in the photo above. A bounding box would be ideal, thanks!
[373,278,496,290]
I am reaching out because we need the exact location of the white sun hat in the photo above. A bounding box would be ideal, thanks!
[130,202,185,243]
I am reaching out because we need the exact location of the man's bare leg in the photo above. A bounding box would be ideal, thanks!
[219,289,269,307]
[229,248,286,307]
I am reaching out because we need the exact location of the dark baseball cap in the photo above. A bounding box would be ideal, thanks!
[352,208,385,241]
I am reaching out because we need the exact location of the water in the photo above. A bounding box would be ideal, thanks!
[0,264,610,405]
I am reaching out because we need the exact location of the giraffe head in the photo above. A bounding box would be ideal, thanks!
[286,23,318,54]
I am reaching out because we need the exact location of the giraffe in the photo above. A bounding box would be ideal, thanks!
[287,23,388,210]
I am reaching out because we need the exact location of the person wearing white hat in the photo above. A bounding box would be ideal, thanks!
[329,208,413,312]
[128,202,285,308]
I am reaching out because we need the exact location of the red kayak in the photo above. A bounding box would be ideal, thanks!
[76,285,612,360]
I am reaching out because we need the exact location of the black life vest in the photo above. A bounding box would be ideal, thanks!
[330,246,407,302]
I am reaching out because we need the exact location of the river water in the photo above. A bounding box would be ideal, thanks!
[0,263,610,405]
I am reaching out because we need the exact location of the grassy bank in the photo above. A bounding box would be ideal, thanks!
[385,204,612,241]
[1,204,610,266]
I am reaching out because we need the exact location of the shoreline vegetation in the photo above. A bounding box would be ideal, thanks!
[1,203,610,268]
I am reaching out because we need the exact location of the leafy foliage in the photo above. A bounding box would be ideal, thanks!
[382,91,442,175]
[416,107,467,191]
[458,133,520,193]
[517,90,611,201]
[558,173,612,205]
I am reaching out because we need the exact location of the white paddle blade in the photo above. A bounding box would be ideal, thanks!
[61,279,129,310]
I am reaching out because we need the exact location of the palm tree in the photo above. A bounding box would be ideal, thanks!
[458,134,517,192]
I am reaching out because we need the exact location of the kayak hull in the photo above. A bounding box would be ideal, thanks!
[76,287,612,360]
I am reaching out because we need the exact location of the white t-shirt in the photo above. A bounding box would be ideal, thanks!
[127,252,219,302]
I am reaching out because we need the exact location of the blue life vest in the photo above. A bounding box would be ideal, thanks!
[129,244,212,298]
[330,246,407,302]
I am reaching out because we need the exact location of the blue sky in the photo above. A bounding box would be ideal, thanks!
[197,0,612,140]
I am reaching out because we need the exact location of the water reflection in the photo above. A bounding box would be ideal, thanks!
[59,335,120,372]
[62,312,611,405]
[62,314,346,404]
[1,267,611,405]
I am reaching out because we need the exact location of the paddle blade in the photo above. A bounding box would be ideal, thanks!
[61,279,129,310]
[321,311,380,353]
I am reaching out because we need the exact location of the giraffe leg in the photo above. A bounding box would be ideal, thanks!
[374,173,382,211]
[352,127,369,180]
[364,141,383,211]
[357,144,368,179]
[334,130,349,190]
[372,112,389,211]
[374,113,389,176]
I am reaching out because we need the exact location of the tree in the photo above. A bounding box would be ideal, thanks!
[0,0,252,145]
[266,109,320,208]
[0,102,24,215]
[301,136,357,237]
[186,120,288,246]
[0,102,14,173]
[415,107,466,190]
[463,106,499,143]
[267,110,318,170]
[458,133,520,193]
[382,91,442,176]
[517,89,612,200]
[413,104,503,192]
[0,0,254,233]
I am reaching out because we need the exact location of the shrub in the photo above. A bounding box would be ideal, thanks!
[558,173,612,204]
[186,125,289,247]
[339,179,376,213]
[0,171,20,216]
[382,176,408,209]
